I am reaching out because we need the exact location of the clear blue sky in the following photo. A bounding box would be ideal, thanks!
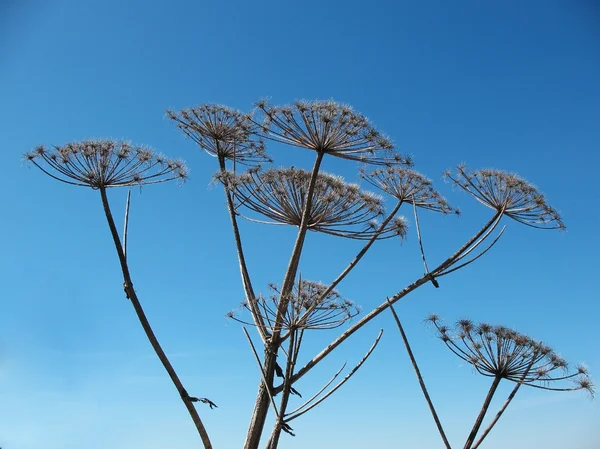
[1,1,599,448]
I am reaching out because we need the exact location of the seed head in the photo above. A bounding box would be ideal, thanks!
[428,316,593,396]
[445,166,565,230]
[24,140,187,189]
[218,166,406,240]
[167,104,270,165]
[256,100,410,166]
[361,166,458,214]
[231,280,360,331]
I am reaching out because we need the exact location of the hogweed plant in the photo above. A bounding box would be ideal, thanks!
[24,140,216,449]
[387,305,593,449]
[441,315,591,449]
[23,99,587,449]
[166,99,574,449]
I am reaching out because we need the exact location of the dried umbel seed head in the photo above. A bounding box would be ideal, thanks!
[232,280,360,331]
[217,167,407,240]
[255,99,411,166]
[445,165,565,230]
[427,315,593,396]
[361,166,458,214]
[167,104,270,165]
[24,140,187,189]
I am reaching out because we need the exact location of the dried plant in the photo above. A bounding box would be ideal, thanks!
[24,99,585,449]
[167,105,270,166]
[361,166,458,214]
[217,167,408,240]
[24,140,187,188]
[255,100,410,166]
[425,315,594,449]
[445,165,565,230]
[386,301,452,449]
[229,279,360,333]
[166,101,576,449]
[24,140,214,449]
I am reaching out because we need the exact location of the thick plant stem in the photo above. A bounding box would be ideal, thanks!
[244,384,271,449]
[387,300,451,449]
[265,332,297,449]
[273,151,324,337]
[99,187,213,449]
[244,152,324,449]
[463,375,502,449]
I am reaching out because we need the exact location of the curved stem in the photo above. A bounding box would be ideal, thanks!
[284,329,383,423]
[387,300,451,449]
[99,187,213,449]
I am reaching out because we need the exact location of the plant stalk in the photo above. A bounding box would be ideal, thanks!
[99,187,213,449]
[244,152,324,449]
[387,300,451,449]
[471,361,535,448]
[463,375,502,449]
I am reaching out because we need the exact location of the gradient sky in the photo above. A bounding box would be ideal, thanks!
[1,1,599,448]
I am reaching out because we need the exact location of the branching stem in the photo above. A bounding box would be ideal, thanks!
[463,375,502,449]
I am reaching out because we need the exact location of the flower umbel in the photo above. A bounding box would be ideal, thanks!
[361,166,458,214]
[426,315,593,395]
[167,104,270,165]
[217,167,407,240]
[230,280,360,332]
[445,166,565,230]
[255,100,411,166]
[24,140,187,189]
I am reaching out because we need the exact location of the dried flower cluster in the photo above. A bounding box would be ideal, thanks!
[427,315,593,395]
[361,166,458,214]
[255,100,410,165]
[167,105,270,165]
[24,140,187,189]
[217,167,408,240]
[229,280,359,332]
[446,165,565,230]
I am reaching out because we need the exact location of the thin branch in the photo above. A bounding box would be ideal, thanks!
[412,196,438,287]
[283,362,348,418]
[99,187,213,449]
[242,327,281,418]
[219,154,269,342]
[437,226,506,277]
[387,299,451,449]
[284,329,383,422]
[301,200,403,321]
